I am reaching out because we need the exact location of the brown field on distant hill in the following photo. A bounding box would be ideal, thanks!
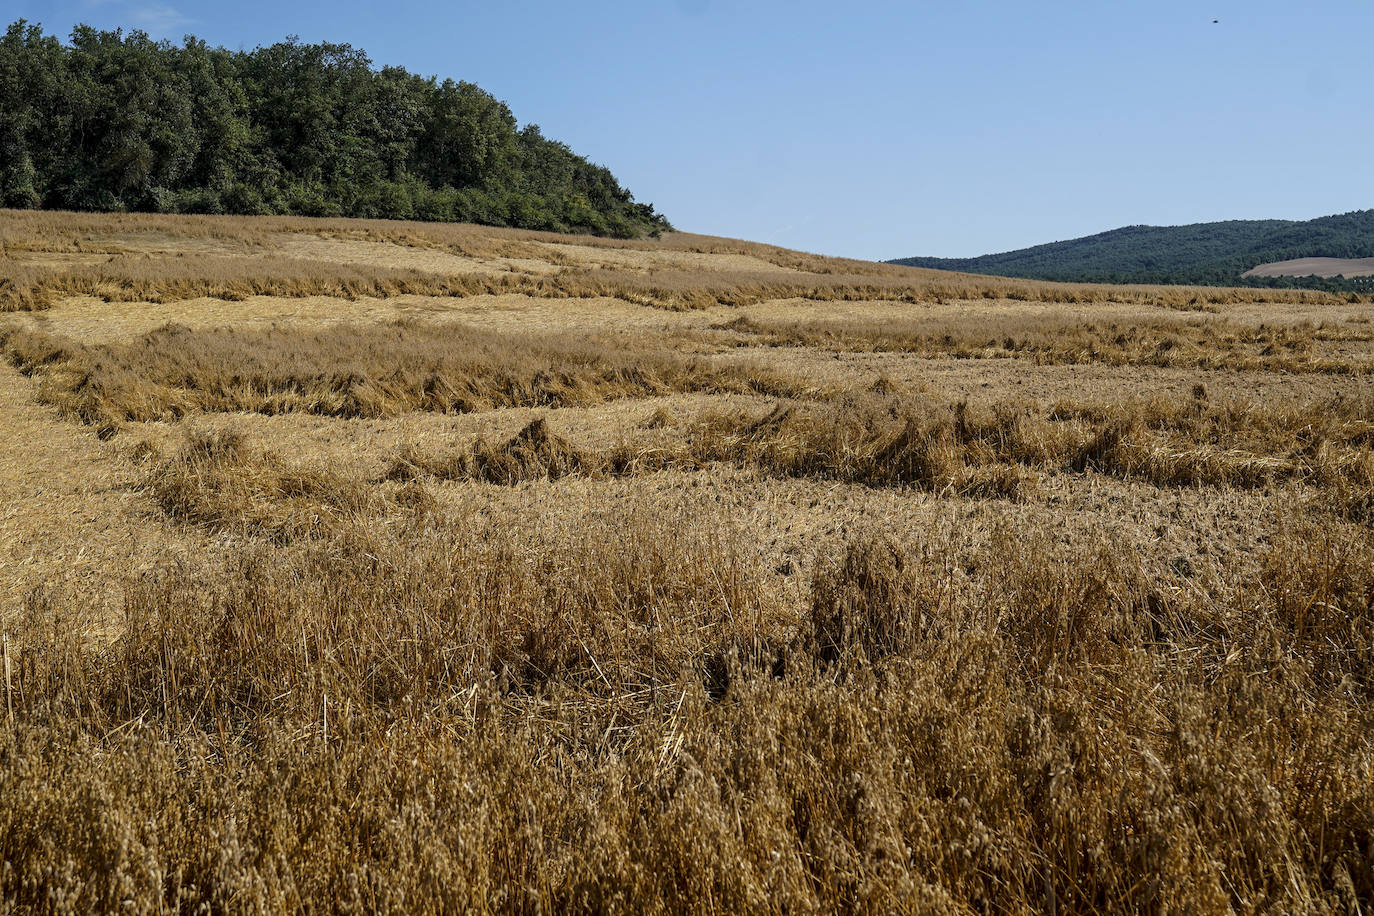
[1243,255,1374,278]
[2,210,1373,913]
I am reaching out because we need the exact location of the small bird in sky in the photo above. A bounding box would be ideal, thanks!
[1212,18,1219,23]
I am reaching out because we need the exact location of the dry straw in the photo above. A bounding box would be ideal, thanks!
[2,500,1371,911]
[3,209,1373,912]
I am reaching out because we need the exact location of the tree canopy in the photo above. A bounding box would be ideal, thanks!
[0,21,670,237]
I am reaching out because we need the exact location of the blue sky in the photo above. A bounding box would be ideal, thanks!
[11,0,1374,258]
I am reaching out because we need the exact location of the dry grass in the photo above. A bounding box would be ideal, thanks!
[388,416,592,486]
[557,268,1364,314]
[388,390,1374,514]
[0,322,810,430]
[7,209,1364,314]
[718,313,1374,374]
[2,500,1371,912]
[0,209,609,261]
[4,254,510,307]
[4,211,1374,913]
[388,397,1034,500]
[141,428,431,542]
[9,256,1305,315]
[0,254,766,312]
[0,265,58,311]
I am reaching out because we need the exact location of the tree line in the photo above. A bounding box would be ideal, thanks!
[0,21,671,237]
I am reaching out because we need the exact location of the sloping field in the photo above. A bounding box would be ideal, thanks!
[1244,255,1374,278]
[2,210,1373,913]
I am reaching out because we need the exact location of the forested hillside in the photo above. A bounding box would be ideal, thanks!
[891,210,1374,290]
[0,21,669,237]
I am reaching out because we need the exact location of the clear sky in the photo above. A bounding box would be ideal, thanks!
[11,0,1374,258]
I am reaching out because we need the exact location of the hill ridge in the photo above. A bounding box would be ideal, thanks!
[889,209,1374,291]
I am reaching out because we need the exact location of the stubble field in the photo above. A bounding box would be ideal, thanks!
[1,210,1372,914]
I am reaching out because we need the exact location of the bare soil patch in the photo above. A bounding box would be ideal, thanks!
[1244,256,1374,278]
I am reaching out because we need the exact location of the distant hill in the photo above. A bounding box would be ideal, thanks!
[0,21,670,237]
[889,210,1374,291]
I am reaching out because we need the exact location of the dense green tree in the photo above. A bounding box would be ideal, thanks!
[0,21,669,236]
[0,22,69,208]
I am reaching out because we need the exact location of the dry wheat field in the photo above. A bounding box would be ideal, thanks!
[1,210,1372,914]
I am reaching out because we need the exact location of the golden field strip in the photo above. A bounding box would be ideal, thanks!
[1,210,1372,914]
